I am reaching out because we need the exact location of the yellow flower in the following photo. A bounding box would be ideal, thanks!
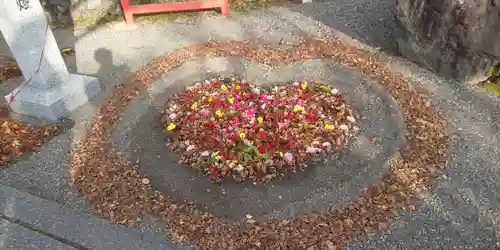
[191,102,198,110]
[211,151,219,158]
[239,131,246,139]
[229,160,237,168]
[167,123,176,131]
[337,109,345,116]
[300,81,308,90]
[257,117,263,124]
[279,152,284,157]
[228,96,235,104]
[216,110,224,117]
[208,96,213,103]
[324,124,335,130]
[293,105,305,112]
[221,84,228,91]
[235,84,241,90]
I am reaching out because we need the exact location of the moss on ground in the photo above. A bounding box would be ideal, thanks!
[476,66,500,95]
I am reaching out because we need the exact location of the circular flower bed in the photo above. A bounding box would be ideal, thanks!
[161,76,360,182]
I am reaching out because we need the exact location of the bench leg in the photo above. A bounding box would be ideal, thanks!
[120,0,135,24]
[220,0,229,16]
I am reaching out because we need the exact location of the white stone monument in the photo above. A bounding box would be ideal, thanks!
[0,0,101,121]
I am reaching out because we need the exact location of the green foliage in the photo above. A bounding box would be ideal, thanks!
[478,81,500,95]
[487,67,500,79]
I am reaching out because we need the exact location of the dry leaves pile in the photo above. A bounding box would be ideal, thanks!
[162,76,359,182]
[0,56,21,84]
[0,110,61,166]
[70,38,449,249]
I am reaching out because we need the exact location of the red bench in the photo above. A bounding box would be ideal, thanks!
[120,0,229,24]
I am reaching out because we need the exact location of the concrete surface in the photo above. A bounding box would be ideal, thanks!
[0,0,499,249]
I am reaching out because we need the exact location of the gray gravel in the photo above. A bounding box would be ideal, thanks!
[1,0,499,248]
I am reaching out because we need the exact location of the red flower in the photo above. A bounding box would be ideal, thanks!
[187,113,196,121]
[210,167,219,177]
[231,117,238,125]
[223,103,228,108]
[210,81,220,87]
[259,131,268,137]
[300,92,313,100]
[258,146,266,154]
[209,121,215,128]
[183,91,193,99]
[230,134,237,141]
[252,124,257,129]
[306,114,319,122]
[214,100,222,108]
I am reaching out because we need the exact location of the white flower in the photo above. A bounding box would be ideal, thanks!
[346,116,356,123]
[168,113,177,120]
[186,145,196,152]
[283,152,293,163]
[306,146,322,154]
[201,151,210,157]
[331,88,339,95]
[235,164,244,172]
[339,124,348,130]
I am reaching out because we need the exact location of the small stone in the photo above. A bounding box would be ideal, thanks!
[141,178,150,185]
[246,214,253,219]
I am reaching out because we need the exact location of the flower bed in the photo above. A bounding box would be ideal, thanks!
[162,76,360,182]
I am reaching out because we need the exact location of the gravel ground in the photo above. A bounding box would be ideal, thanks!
[1,0,499,248]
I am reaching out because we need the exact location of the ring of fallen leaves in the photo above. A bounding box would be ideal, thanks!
[162,76,360,183]
[70,38,449,249]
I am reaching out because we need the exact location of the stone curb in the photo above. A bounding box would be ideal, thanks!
[0,184,193,250]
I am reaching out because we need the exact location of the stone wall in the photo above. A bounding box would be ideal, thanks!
[394,0,500,82]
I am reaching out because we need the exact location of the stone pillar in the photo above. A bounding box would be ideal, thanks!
[0,0,101,121]
[394,0,500,82]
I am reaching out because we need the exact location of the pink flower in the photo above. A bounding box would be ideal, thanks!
[200,109,209,116]
[247,108,256,117]
[297,100,305,107]
[283,152,293,163]
[260,94,268,102]
[233,101,241,108]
